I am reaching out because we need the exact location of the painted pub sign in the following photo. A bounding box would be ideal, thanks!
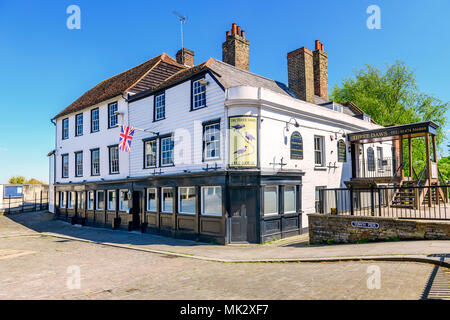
[229,116,258,167]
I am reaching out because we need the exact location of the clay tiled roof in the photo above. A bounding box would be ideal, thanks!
[53,53,184,119]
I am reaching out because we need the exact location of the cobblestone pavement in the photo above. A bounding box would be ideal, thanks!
[0,212,448,300]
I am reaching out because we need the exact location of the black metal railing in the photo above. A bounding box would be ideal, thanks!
[317,185,450,220]
[1,191,49,214]
[356,157,399,179]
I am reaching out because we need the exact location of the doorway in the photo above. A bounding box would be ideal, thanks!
[130,191,141,230]
[229,187,257,243]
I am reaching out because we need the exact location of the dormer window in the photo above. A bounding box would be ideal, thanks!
[363,114,371,122]
[192,79,206,110]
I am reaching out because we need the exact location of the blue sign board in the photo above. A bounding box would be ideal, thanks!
[4,186,23,198]
[351,221,379,229]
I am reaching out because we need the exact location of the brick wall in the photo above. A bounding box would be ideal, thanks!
[222,34,249,71]
[287,47,314,103]
[313,49,328,100]
[308,214,450,244]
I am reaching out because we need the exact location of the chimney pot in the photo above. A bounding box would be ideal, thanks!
[237,25,241,35]
[231,23,237,35]
[241,30,245,38]
[315,40,320,50]
[321,43,324,51]
[226,31,230,38]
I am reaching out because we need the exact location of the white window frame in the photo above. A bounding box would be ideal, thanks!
[77,192,84,209]
[67,192,75,209]
[201,186,222,217]
[87,191,94,210]
[91,149,100,176]
[192,79,206,110]
[284,186,296,214]
[107,190,116,211]
[60,192,66,208]
[162,187,174,213]
[178,187,196,215]
[96,190,105,210]
[119,189,129,212]
[203,122,220,161]
[62,154,69,178]
[91,108,100,132]
[263,185,278,216]
[146,188,157,212]
[314,135,325,166]
[154,93,165,121]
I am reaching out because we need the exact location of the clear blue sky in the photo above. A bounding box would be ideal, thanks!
[1,0,449,184]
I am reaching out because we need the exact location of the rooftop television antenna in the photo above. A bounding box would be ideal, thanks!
[173,11,188,64]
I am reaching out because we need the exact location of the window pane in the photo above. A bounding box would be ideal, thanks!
[60,192,66,208]
[179,187,196,214]
[201,187,222,216]
[76,114,83,136]
[119,190,128,211]
[75,152,83,177]
[204,123,220,160]
[107,190,116,210]
[162,188,173,213]
[91,109,99,132]
[109,103,118,127]
[155,94,165,120]
[161,137,174,165]
[97,191,105,210]
[145,140,157,167]
[264,186,278,215]
[110,146,119,173]
[78,192,84,209]
[147,188,157,212]
[91,149,100,175]
[88,191,94,210]
[284,186,296,213]
[193,80,206,109]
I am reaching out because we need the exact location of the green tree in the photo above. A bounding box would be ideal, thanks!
[8,176,27,184]
[331,61,449,175]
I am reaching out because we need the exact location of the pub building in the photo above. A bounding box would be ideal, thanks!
[49,24,400,244]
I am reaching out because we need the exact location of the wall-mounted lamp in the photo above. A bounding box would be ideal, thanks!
[199,79,209,86]
[335,129,346,139]
[113,111,125,116]
[285,118,300,132]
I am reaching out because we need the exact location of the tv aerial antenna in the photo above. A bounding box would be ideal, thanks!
[173,11,188,64]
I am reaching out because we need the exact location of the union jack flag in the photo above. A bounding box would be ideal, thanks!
[119,125,135,152]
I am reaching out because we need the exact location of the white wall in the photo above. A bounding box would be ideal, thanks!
[129,73,226,177]
[54,96,129,183]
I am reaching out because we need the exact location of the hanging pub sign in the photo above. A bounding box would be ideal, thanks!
[290,131,303,160]
[229,116,258,167]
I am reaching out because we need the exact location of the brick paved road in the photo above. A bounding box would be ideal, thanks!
[0,233,438,299]
[0,211,447,300]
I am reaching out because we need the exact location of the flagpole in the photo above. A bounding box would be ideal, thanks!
[118,123,159,135]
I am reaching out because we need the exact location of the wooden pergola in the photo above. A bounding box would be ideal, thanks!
[347,121,446,208]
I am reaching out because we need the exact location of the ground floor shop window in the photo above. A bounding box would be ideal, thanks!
[162,188,173,213]
[77,192,84,209]
[68,192,75,209]
[107,190,116,211]
[96,191,105,210]
[179,187,196,214]
[87,191,94,210]
[264,186,278,216]
[60,192,66,208]
[284,186,296,213]
[119,190,129,211]
[201,186,222,216]
[146,188,157,212]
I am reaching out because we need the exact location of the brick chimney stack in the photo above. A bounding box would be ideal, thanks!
[313,40,328,100]
[222,23,249,71]
[176,48,195,67]
[287,47,314,103]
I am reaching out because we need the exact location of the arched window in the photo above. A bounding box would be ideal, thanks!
[290,131,303,160]
[337,139,346,162]
[367,147,375,171]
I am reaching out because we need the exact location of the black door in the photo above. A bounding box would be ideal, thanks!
[131,191,141,230]
[229,188,257,243]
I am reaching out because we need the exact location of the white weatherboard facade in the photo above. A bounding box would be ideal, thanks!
[50,73,394,230]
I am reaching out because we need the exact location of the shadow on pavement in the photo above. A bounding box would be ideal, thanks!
[2,211,215,248]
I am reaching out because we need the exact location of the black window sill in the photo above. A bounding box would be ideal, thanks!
[109,172,120,175]
[143,166,157,170]
[153,117,166,122]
